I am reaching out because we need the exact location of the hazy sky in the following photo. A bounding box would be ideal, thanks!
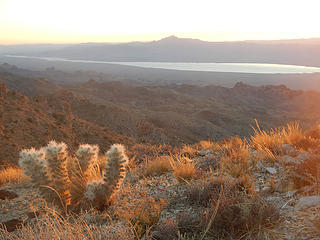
[0,0,320,44]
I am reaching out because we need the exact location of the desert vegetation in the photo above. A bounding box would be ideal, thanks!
[1,122,320,239]
[18,141,128,212]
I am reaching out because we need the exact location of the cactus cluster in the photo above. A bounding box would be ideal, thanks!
[18,141,128,211]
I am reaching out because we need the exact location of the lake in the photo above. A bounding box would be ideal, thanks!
[4,55,320,74]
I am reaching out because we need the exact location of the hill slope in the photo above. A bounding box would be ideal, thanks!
[0,83,138,165]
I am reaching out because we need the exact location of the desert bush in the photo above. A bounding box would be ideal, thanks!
[144,156,172,176]
[18,141,129,212]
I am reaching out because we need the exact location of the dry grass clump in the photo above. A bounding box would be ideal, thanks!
[152,219,179,240]
[219,137,253,178]
[305,124,320,139]
[291,155,320,193]
[182,179,279,239]
[144,156,172,176]
[171,156,198,182]
[181,145,198,158]
[115,194,167,238]
[251,121,304,159]
[200,194,279,239]
[0,211,135,240]
[0,167,25,186]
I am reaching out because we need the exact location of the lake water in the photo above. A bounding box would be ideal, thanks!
[4,55,320,74]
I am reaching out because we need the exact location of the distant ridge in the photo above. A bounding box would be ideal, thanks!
[9,36,318,67]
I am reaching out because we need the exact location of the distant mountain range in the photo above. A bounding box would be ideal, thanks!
[2,36,320,67]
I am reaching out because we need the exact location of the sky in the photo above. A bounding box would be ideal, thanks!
[0,0,320,44]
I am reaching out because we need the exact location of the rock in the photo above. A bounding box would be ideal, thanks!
[282,144,297,155]
[198,149,210,156]
[266,167,277,174]
[285,190,298,198]
[195,154,218,171]
[297,152,310,162]
[295,196,320,210]
[257,160,264,169]
[266,196,285,208]
[0,190,18,200]
[282,155,301,165]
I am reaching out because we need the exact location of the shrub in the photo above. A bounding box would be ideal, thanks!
[18,141,129,212]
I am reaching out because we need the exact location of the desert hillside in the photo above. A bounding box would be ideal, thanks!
[1,69,320,239]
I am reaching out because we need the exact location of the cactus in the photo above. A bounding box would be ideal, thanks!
[18,148,55,202]
[70,144,99,206]
[85,144,129,209]
[19,142,128,212]
[44,141,71,207]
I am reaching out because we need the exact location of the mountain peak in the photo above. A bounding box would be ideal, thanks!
[158,35,180,42]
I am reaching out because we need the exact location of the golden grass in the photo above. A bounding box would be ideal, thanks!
[114,192,167,238]
[198,140,221,152]
[218,136,255,178]
[250,120,304,159]
[144,156,172,176]
[0,167,25,186]
[171,156,197,182]
[0,210,135,240]
[181,144,198,158]
[67,156,103,207]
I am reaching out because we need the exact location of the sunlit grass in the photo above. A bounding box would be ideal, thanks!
[171,156,197,182]
[0,166,26,186]
[250,120,304,159]
[144,156,172,176]
[0,209,135,240]
[219,137,253,178]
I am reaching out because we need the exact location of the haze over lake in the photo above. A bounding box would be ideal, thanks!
[5,55,320,74]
